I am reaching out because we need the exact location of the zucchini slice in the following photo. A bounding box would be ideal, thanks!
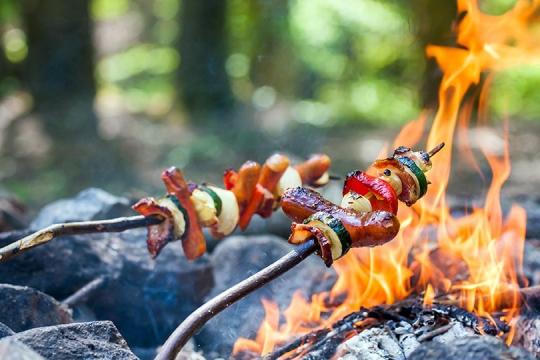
[163,195,188,238]
[207,186,239,236]
[397,156,427,197]
[200,185,223,216]
[304,212,352,260]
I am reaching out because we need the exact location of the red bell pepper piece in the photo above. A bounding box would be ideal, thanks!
[343,170,398,215]
[238,184,266,230]
[223,169,238,190]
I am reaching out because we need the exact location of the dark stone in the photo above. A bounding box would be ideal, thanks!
[408,336,534,360]
[196,235,334,357]
[30,188,131,229]
[0,232,124,299]
[0,187,214,348]
[0,189,132,298]
[88,228,214,348]
[0,338,44,360]
[0,322,14,339]
[0,284,72,332]
[6,321,138,360]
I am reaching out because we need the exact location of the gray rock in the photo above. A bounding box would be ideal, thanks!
[30,188,131,229]
[0,186,132,299]
[513,314,540,358]
[1,189,214,348]
[0,322,14,339]
[89,229,213,347]
[0,338,44,360]
[408,336,535,360]
[196,235,333,357]
[0,231,124,299]
[6,321,138,360]
[0,284,72,332]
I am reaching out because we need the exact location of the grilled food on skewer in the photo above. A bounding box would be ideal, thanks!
[133,144,442,264]
[283,144,443,266]
[133,153,332,259]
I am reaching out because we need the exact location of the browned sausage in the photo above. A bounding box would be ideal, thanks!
[295,154,331,186]
[281,187,400,247]
[232,161,261,208]
[259,153,290,191]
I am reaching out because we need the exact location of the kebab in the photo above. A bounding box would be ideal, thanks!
[281,143,444,266]
[132,153,332,260]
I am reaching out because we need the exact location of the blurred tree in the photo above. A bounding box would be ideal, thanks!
[177,0,234,118]
[20,0,130,192]
[22,0,98,140]
[412,0,457,108]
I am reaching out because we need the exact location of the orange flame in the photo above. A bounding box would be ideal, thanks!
[234,0,539,356]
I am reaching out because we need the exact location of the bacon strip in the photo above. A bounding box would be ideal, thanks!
[289,222,333,266]
[161,167,206,260]
[132,198,174,258]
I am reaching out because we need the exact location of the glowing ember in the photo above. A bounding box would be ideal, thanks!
[234,0,540,355]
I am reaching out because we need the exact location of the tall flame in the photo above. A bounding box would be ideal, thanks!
[234,0,540,355]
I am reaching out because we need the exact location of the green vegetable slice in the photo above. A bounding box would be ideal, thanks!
[304,212,352,258]
[167,194,190,236]
[200,186,222,217]
[397,156,427,197]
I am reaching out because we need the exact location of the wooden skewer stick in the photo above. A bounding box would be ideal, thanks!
[155,239,318,360]
[428,142,445,157]
[0,215,162,263]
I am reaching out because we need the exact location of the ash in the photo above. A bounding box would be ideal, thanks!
[248,300,534,360]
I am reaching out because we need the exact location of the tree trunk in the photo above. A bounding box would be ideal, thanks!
[22,0,97,139]
[177,0,234,119]
[413,0,457,108]
[20,0,130,192]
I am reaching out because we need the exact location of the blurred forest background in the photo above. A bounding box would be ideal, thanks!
[0,0,539,217]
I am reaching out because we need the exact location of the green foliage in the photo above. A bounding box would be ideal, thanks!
[287,0,423,125]
[92,0,181,117]
[490,65,540,120]
[479,0,517,15]
[91,0,130,20]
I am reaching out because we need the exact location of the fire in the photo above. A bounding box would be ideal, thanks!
[234,0,540,356]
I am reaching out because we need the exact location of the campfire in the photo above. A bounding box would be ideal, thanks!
[232,0,540,358]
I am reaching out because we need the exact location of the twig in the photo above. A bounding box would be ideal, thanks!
[417,323,454,342]
[62,276,107,307]
[0,215,162,263]
[0,228,33,246]
[155,239,319,360]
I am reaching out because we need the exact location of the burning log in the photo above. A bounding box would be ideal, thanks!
[233,299,508,360]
